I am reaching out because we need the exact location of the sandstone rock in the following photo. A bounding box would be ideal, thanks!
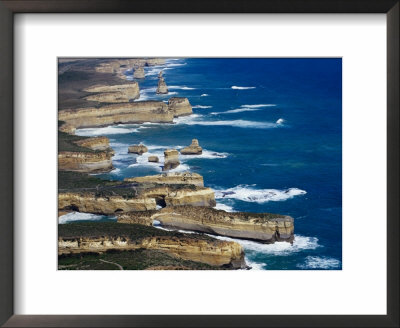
[133,67,145,79]
[58,233,245,268]
[58,192,157,214]
[163,149,180,171]
[58,151,113,173]
[168,97,192,117]
[156,71,168,94]
[74,136,111,151]
[124,172,204,187]
[153,206,294,243]
[148,156,159,163]
[58,101,173,129]
[83,82,140,102]
[59,123,76,135]
[128,144,148,155]
[180,139,203,155]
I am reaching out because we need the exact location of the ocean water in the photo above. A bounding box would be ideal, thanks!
[76,58,342,270]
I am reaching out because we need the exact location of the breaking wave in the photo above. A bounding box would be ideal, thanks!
[296,256,341,269]
[168,85,196,90]
[214,202,236,212]
[75,125,139,136]
[213,104,276,115]
[59,212,116,224]
[231,86,256,90]
[192,105,213,109]
[214,185,307,203]
[201,94,209,97]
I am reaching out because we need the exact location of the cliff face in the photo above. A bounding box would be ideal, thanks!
[74,136,111,151]
[153,206,294,243]
[168,97,193,117]
[163,149,180,171]
[59,123,76,135]
[59,101,173,128]
[58,151,113,173]
[58,193,157,213]
[124,172,204,187]
[83,82,140,103]
[58,235,245,268]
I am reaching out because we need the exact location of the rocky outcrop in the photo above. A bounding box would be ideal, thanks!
[59,101,174,128]
[168,97,192,117]
[74,136,111,151]
[153,206,294,243]
[58,234,245,268]
[59,123,76,135]
[124,172,204,187]
[148,156,159,163]
[156,71,168,94]
[58,192,157,214]
[58,151,113,173]
[163,149,180,171]
[180,139,202,155]
[128,144,148,155]
[133,67,145,79]
[83,82,140,103]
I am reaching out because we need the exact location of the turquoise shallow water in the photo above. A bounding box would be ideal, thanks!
[74,58,342,270]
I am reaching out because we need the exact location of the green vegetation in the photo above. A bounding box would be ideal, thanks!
[58,171,119,191]
[58,249,220,270]
[58,222,216,243]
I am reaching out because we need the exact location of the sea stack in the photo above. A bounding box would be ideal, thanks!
[163,149,180,171]
[168,97,193,117]
[133,66,145,79]
[180,139,203,155]
[156,71,168,94]
[128,144,148,155]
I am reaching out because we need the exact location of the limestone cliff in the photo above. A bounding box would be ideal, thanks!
[58,192,157,214]
[180,139,202,155]
[124,172,204,187]
[58,234,245,268]
[58,151,113,173]
[59,123,76,135]
[74,136,112,151]
[163,149,180,171]
[168,97,193,117]
[153,206,294,243]
[83,82,140,103]
[59,101,173,128]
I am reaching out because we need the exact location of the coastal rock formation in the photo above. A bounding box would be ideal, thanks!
[163,149,180,171]
[58,233,245,268]
[58,193,157,214]
[117,211,157,226]
[58,151,113,173]
[124,172,204,187]
[168,97,193,117]
[74,136,111,151]
[59,101,173,128]
[148,156,159,163]
[180,139,203,155]
[128,144,148,155]
[133,67,145,79]
[153,206,294,243]
[83,82,140,103]
[59,123,76,135]
[156,71,168,94]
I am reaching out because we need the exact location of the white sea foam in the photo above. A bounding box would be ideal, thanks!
[173,115,279,129]
[168,85,196,90]
[296,256,341,269]
[192,105,213,109]
[246,258,267,270]
[58,212,116,224]
[231,86,256,90]
[201,94,209,97]
[76,125,139,136]
[210,234,320,256]
[214,203,236,212]
[215,185,307,203]
[212,104,276,115]
[180,149,229,159]
[276,118,285,124]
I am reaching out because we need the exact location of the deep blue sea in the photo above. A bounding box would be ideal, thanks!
[74,58,342,270]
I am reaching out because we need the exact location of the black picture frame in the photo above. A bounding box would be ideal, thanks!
[0,1,398,327]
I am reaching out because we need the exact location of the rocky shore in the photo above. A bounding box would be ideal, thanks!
[57,58,295,270]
